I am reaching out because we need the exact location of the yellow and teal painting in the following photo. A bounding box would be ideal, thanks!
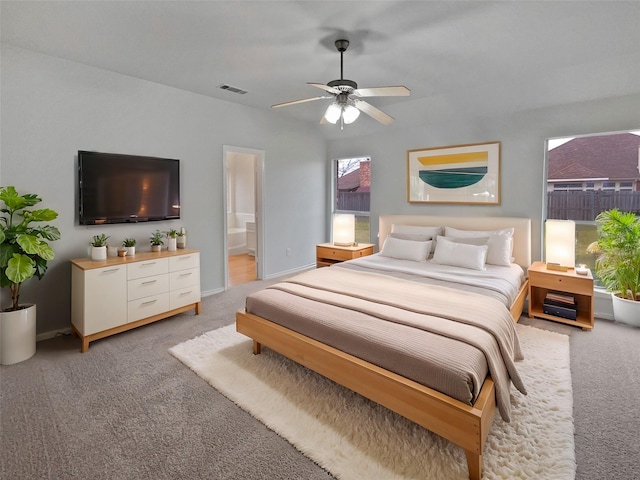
[417,151,488,189]
[407,142,500,204]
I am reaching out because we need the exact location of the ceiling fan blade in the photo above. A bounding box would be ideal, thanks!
[271,96,330,108]
[353,86,411,97]
[308,82,341,95]
[353,99,395,125]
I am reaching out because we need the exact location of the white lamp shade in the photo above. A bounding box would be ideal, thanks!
[333,214,355,246]
[342,105,360,124]
[324,103,341,124]
[545,219,576,268]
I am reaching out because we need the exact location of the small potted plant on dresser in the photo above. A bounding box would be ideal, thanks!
[122,237,136,256]
[176,227,186,249]
[587,208,640,327]
[0,186,60,365]
[90,234,109,261]
[166,229,178,252]
[149,230,164,252]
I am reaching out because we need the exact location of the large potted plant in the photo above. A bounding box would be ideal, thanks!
[587,208,640,327]
[0,186,60,364]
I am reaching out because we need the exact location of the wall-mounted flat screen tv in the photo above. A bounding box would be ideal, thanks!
[78,150,180,225]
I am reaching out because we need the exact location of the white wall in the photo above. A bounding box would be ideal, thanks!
[1,44,327,335]
[227,152,255,218]
[3,43,638,334]
[327,93,640,260]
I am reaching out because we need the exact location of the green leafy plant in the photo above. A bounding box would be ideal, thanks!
[122,238,136,247]
[90,233,109,247]
[587,209,640,301]
[166,229,179,238]
[0,186,60,311]
[149,230,164,246]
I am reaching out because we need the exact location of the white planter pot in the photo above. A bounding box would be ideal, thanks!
[168,238,177,252]
[126,246,136,256]
[91,246,107,261]
[611,293,640,327]
[0,304,36,365]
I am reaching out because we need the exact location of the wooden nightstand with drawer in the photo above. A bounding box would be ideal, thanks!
[528,261,594,330]
[316,243,375,268]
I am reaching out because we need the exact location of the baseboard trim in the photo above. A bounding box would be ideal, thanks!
[36,328,71,343]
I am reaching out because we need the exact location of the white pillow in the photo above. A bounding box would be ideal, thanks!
[389,232,431,242]
[391,224,442,252]
[444,226,514,266]
[437,235,488,246]
[380,236,432,262]
[392,224,442,237]
[432,236,488,270]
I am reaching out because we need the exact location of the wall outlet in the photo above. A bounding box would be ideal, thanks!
[286,248,292,256]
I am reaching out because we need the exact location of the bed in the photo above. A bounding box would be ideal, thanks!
[236,215,531,480]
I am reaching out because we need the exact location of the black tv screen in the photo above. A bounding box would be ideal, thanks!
[78,151,180,225]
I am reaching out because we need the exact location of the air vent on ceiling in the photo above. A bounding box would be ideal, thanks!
[217,84,247,95]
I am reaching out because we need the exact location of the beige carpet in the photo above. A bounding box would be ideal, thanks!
[170,323,575,480]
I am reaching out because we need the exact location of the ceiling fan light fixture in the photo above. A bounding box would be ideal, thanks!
[342,104,360,124]
[324,103,342,124]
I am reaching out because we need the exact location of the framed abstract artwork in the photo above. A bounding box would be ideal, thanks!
[407,141,501,204]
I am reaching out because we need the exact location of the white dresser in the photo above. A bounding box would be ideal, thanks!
[71,249,201,352]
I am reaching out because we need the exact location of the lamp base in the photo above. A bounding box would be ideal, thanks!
[333,242,355,247]
[546,262,570,272]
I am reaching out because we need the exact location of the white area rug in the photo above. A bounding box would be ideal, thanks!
[170,324,575,480]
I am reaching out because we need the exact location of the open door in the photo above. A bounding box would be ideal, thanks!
[223,145,265,288]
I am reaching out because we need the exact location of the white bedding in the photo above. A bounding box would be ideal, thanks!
[334,253,525,308]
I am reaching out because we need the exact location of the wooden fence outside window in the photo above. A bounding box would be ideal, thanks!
[547,190,640,220]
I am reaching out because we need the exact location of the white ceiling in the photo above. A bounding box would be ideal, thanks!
[2,1,640,139]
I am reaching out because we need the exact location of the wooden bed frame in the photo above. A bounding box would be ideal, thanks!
[236,215,531,480]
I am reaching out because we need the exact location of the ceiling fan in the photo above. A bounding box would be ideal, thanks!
[271,39,410,127]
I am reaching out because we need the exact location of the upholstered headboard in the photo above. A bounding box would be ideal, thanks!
[378,215,532,269]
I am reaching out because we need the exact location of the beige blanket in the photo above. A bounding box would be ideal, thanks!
[260,267,526,421]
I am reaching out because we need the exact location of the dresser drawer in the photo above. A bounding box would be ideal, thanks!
[169,268,199,290]
[127,274,169,301]
[127,258,169,280]
[170,286,201,310]
[128,293,170,322]
[169,253,200,272]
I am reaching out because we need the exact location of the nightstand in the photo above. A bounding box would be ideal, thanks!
[316,243,375,268]
[528,261,594,330]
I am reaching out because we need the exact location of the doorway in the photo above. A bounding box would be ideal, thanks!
[223,146,264,288]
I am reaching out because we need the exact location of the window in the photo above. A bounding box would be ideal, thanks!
[333,157,371,244]
[546,130,640,283]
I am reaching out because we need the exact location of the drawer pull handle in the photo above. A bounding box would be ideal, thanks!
[102,268,121,273]
[142,299,157,305]
[179,273,192,278]
[178,256,191,261]
[142,280,157,285]
[179,291,192,296]
[141,262,157,266]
